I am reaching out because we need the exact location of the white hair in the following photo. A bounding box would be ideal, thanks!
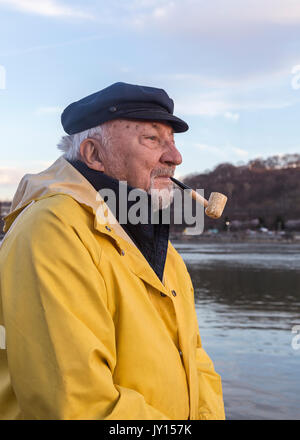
[57,124,111,160]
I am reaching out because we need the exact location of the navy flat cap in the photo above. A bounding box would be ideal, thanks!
[61,82,188,134]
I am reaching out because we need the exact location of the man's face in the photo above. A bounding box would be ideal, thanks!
[99,119,182,194]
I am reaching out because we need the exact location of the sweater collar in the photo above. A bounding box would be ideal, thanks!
[66,159,170,282]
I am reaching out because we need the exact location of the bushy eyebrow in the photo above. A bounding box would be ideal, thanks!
[150,122,174,137]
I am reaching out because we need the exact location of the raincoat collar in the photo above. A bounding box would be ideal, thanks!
[3,155,172,294]
[66,158,170,282]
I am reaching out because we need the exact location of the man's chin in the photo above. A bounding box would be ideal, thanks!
[151,180,173,193]
[149,187,174,211]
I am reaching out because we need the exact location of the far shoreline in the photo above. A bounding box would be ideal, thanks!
[1,231,299,245]
[170,231,298,244]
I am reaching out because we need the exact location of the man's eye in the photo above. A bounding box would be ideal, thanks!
[146,136,157,141]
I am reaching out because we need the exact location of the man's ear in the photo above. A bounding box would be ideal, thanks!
[79,138,105,171]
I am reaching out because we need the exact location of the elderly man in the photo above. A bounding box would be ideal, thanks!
[0,82,225,420]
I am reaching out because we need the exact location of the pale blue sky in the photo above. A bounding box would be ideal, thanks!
[1,0,300,199]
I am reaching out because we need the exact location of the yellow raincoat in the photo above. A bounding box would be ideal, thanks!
[0,156,225,420]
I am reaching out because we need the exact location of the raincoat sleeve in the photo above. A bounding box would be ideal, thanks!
[2,206,169,420]
[195,332,226,420]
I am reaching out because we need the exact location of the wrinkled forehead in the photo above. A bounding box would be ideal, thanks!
[108,119,174,136]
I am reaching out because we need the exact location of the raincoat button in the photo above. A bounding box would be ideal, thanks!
[105,226,111,232]
[160,292,167,297]
[171,290,177,297]
[179,349,183,356]
[121,250,125,256]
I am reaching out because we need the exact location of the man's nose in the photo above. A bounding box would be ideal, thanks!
[160,142,182,166]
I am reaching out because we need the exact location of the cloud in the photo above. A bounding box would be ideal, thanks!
[194,143,249,160]
[36,106,63,115]
[4,1,299,33]
[0,161,53,186]
[176,96,229,117]
[175,89,298,117]
[119,0,300,81]
[145,66,299,117]
[155,66,293,91]
[224,112,240,122]
[145,0,300,31]
[231,147,248,158]
[194,143,224,155]
[100,0,300,37]
[0,0,92,19]
[0,34,106,57]
[0,168,25,185]
[0,160,53,200]
[1,1,299,84]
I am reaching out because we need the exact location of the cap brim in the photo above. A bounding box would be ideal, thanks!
[116,110,189,133]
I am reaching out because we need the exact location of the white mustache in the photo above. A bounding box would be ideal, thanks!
[151,168,175,178]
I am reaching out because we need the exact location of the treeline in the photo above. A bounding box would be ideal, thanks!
[171,154,300,232]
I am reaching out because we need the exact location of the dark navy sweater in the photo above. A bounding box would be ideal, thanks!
[67,159,169,282]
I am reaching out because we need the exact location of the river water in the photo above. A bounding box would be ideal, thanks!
[173,241,300,420]
[1,236,299,419]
